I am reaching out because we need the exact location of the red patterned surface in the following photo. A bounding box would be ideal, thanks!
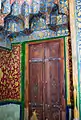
[0,45,21,101]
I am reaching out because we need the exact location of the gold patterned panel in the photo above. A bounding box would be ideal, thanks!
[65,36,73,105]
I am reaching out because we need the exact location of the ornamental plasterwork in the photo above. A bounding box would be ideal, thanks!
[0,0,69,49]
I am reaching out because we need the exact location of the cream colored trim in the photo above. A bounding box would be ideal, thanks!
[69,0,79,119]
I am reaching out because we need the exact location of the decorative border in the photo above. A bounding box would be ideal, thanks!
[65,36,71,105]
[21,43,25,120]
[65,36,74,106]
[0,40,11,50]
[11,29,69,44]
[0,43,25,120]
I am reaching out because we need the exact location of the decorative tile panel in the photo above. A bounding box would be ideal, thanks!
[59,0,69,15]
[11,26,69,43]
[65,37,73,105]
[32,0,40,14]
[0,44,21,101]
[0,104,20,120]
[1,0,11,14]
[0,0,69,47]
[21,1,29,16]
[31,17,48,31]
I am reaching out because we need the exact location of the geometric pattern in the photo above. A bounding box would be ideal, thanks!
[0,0,69,49]
[0,44,21,101]
[65,37,73,105]
[59,0,69,15]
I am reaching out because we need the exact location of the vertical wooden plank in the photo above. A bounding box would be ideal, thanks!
[44,40,65,120]
[69,0,79,119]
[29,43,44,120]
[60,40,66,110]
[60,38,64,58]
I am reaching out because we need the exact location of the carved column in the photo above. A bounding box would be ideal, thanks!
[69,0,79,119]
[74,0,81,120]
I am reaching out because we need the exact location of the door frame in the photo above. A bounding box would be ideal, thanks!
[24,37,67,120]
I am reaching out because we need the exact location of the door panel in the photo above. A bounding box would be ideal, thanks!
[44,60,60,105]
[49,60,60,105]
[28,39,66,120]
[29,62,43,104]
[46,41,60,58]
[59,59,66,110]
[44,60,61,120]
[29,62,43,120]
[44,107,60,120]
[29,44,44,120]
[29,43,44,60]
[44,60,65,120]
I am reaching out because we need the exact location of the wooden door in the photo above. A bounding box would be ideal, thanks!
[29,43,44,120]
[28,39,66,120]
[43,40,65,120]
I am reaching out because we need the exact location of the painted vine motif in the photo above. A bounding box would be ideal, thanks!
[0,44,21,101]
[68,38,73,105]
[65,37,73,105]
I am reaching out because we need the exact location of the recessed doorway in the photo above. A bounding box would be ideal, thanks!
[25,38,66,120]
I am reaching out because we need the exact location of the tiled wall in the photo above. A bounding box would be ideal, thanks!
[0,104,20,120]
[0,44,21,101]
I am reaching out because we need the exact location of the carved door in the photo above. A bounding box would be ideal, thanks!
[28,39,66,120]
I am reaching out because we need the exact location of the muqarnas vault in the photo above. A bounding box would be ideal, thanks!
[0,0,74,120]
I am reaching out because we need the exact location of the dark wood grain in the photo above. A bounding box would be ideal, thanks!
[26,39,66,120]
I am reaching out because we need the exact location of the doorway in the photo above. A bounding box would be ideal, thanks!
[25,39,66,120]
